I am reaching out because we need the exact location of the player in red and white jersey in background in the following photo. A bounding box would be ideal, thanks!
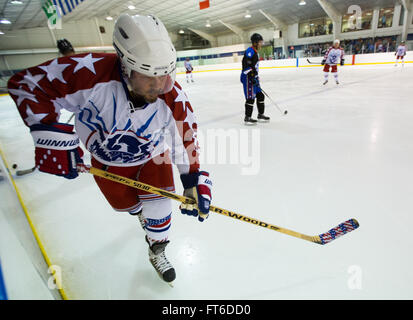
[7,13,213,285]
[184,58,194,83]
[321,39,345,85]
[395,41,407,67]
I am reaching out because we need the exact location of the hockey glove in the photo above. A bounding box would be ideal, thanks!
[252,77,258,86]
[180,171,212,222]
[340,59,345,66]
[321,59,326,65]
[30,123,84,179]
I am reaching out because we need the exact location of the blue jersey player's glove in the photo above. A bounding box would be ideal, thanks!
[252,76,259,86]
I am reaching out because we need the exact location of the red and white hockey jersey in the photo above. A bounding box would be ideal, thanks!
[7,53,200,174]
[396,45,407,57]
[184,60,193,72]
[324,46,344,65]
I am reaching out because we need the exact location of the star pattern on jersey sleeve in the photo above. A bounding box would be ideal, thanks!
[8,86,39,106]
[71,53,104,75]
[18,70,44,92]
[38,59,71,84]
[24,104,49,126]
[174,85,190,113]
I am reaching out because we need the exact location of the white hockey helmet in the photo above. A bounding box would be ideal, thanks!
[113,13,177,93]
[334,39,340,46]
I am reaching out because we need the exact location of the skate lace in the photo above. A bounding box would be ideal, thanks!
[151,251,172,272]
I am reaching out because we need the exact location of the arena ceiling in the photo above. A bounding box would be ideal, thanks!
[0,0,402,34]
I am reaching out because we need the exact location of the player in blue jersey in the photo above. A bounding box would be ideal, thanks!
[240,33,270,125]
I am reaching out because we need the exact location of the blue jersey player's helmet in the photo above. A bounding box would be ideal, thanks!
[250,33,263,44]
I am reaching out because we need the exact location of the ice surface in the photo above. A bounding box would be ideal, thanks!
[0,63,412,299]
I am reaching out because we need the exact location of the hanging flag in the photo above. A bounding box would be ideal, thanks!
[42,0,61,29]
[42,0,85,29]
[42,0,85,18]
[199,0,210,10]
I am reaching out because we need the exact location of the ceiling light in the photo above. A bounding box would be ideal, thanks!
[0,19,11,24]
[206,20,211,27]
[245,10,251,18]
[106,16,113,21]
[11,0,23,4]
[179,29,184,34]
[299,0,306,5]
[128,5,135,10]
[0,31,4,35]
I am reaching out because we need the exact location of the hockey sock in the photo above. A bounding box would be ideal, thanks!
[256,92,265,115]
[129,202,143,216]
[333,73,338,81]
[324,72,329,81]
[143,198,172,244]
[245,104,254,117]
[257,102,265,115]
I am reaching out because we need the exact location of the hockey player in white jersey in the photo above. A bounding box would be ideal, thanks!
[395,41,407,67]
[184,58,194,83]
[7,13,212,285]
[321,39,345,85]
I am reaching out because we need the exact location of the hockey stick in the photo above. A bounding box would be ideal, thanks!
[77,164,359,245]
[15,113,76,176]
[16,166,35,176]
[66,113,75,124]
[260,88,288,115]
[307,59,322,65]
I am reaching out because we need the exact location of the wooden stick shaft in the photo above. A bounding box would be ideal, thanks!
[83,165,322,244]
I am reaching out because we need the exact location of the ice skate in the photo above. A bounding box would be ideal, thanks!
[146,236,176,285]
[244,116,258,125]
[257,114,270,122]
[136,210,146,230]
[323,80,328,85]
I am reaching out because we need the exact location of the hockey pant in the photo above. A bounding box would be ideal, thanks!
[323,64,338,82]
[91,152,174,243]
[241,73,265,117]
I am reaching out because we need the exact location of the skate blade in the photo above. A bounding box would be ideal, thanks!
[244,122,258,126]
[257,119,270,123]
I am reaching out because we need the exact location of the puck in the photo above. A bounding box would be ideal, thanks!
[284,110,288,115]
[12,164,18,169]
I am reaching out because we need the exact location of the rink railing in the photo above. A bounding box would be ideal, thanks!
[176,51,413,74]
[0,145,67,300]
